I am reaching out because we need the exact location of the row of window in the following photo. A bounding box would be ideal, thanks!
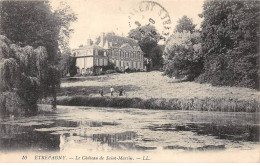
[111,51,142,60]
[119,50,141,55]
[94,58,108,66]
[111,60,142,69]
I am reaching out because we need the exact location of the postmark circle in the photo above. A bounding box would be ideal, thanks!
[128,1,172,42]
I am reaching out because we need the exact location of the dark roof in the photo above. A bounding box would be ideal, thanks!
[120,43,133,50]
[98,34,140,49]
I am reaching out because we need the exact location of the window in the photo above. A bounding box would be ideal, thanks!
[104,59,108,66]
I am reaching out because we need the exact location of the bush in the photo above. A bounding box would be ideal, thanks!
[103,61,115,71]
[68,57,77,77]
[199,0,260,89]
[115,67,124,73]
[55,96,260,112]
[163,31,203,81]
[105,69,116,74]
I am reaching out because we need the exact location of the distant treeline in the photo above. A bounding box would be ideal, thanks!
[164,0,259,90]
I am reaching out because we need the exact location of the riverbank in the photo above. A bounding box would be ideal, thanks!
[41,95,260,112]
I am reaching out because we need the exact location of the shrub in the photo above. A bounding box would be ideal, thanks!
[68,56,77,77]
[163,31,203,81]
[105,69,116,74]
[55,96,260,112]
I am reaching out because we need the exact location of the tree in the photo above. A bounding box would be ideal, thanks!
[57,48,78,77]
[198,0,260,89]
[128,24,164,70]
[0,36,55,115]
[138,36,157,59]
[54,1,78,52]
[128,24,161,42]
[150,46,164,69]
[0,1,77,59]
[175,15,196,33]
[163,31,203,80]
[0,1,77,112]
[68,56,78,77]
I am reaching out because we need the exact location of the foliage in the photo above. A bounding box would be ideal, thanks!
[68,56,78,77]
[128,24,161,42]
[52,95,260,113]
[0,1,77,60]
[105,69,116,74]
[150,46,164,68]
[175,15,196,33]
[0,35,60,114]
[57,49,70,76]
[0,1,77,112]
[57,49,78,77]
[128,24,164,68]
[102,61,116,71]
[54,1,78,52]
[0,58,20,92]
[138,36,157,59]
[163,31,203,80]
[198,0,260,89]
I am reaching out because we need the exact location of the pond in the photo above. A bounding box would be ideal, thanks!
[0,105,259,153]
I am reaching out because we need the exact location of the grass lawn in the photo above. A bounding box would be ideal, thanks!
[59,71,260,101]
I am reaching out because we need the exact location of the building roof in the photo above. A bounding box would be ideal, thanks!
[98,34,142,51]
[120,43,133,50]
[75,44,105,51]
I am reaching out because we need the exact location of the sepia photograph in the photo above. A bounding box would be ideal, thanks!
[0,0,259,163]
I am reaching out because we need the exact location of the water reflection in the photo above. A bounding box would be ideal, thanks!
[0,106,259,153]
[0,123,60,152]
[59,131,138,152]
[146,123,259,142]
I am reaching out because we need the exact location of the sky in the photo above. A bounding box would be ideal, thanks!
[51,0,204,49]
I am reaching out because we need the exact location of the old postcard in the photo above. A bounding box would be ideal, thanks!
[0,0,259,163]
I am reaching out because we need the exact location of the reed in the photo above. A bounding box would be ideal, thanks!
[45,96,260,112]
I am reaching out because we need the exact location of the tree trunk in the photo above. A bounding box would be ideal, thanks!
[52,84,57,111]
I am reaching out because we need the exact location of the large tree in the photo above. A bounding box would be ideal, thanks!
[163,14,202,80]
[0,1,77,113]
[163,31,203,80]
[128,25,163,70]
[128,24,161,42]
[198,0,260,89]
[175,15,196,33]
[0,1,77,61]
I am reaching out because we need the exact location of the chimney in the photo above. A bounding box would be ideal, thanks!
[87,39,93,46]
[100,32,105,47]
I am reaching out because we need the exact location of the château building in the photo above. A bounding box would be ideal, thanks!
[72,33,144,74]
